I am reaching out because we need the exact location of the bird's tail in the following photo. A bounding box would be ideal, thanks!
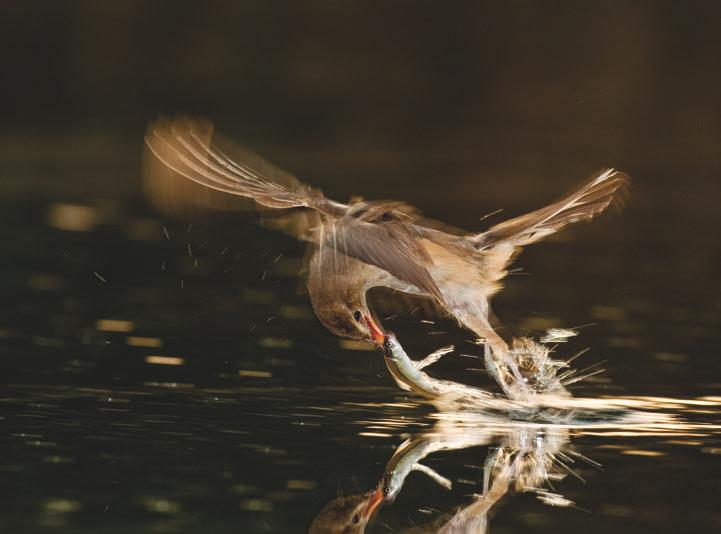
[471,168,629,250]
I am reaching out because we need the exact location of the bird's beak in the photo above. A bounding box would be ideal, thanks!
[362,486,384,520]
[365,315,385,346]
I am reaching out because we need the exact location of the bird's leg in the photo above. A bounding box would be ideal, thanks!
[481,329,531,400]
[455,307,530,399]
[502,353,530,397]
[484,343,531,401]
[483,447,502,495]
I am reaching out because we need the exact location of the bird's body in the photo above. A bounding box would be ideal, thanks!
[145,117,628,397]
[301,205,527,394]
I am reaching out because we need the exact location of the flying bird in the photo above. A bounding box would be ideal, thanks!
[144,117,628,397]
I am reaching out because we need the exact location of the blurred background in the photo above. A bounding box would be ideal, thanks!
[2,0,719,383]
[1,1,720,533]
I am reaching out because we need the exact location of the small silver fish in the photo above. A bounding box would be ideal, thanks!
[381,332,493,402]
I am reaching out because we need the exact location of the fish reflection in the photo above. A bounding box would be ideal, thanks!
[310,406,654,534]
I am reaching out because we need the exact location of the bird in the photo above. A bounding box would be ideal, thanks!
[143,116,628,397]
[308,487,384,534]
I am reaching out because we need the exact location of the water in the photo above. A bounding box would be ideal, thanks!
[1,150,720,534]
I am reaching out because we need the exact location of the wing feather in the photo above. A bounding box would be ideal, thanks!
[144,116,444,301]
[326,219,445,303]
[474,168,629,249]
[144,116,345,214]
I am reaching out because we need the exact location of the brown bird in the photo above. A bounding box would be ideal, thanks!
[144,117,628,397]
[308,487,384,534]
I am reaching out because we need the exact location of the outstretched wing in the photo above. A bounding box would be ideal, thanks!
[473,168,629,249]
[144,116,346,216]
[144,116,444,301]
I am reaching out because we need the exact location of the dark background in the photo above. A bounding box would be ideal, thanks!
[2,1,721,206]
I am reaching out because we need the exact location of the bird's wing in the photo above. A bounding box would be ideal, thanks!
[473,168,629,249]
[144,116,346,217]
[320,218,445,303]
[145,117,443,299]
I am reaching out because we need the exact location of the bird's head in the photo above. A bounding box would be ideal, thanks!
[309,291,385,346]
[309,487,384,534]
[306,251,385,346]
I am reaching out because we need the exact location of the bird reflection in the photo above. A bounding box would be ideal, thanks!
[309,409,633,534]
[309,488,384,534]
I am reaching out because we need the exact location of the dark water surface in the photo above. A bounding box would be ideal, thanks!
[1,147,720,534]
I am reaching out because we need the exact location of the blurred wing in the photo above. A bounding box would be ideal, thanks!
[474,168,629,249]
[144,117,444,300]
[323,219,445,302]
[143,116,346,217]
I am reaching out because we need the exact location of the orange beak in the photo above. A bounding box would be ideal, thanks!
[362,486,384,520]
[364,315,385,346]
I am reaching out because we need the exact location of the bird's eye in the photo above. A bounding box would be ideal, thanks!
[353,310,362,322]
[352,513,360,524]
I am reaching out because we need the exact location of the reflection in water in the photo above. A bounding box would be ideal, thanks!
[309,489,384,534]
[1,382,721,532]
[311,415,576,533]
[311,396,718,533]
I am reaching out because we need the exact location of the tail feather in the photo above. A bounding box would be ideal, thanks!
[473,168,629,249]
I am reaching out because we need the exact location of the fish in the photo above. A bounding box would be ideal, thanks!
[381,332,493,404]
[381,332,582,410]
